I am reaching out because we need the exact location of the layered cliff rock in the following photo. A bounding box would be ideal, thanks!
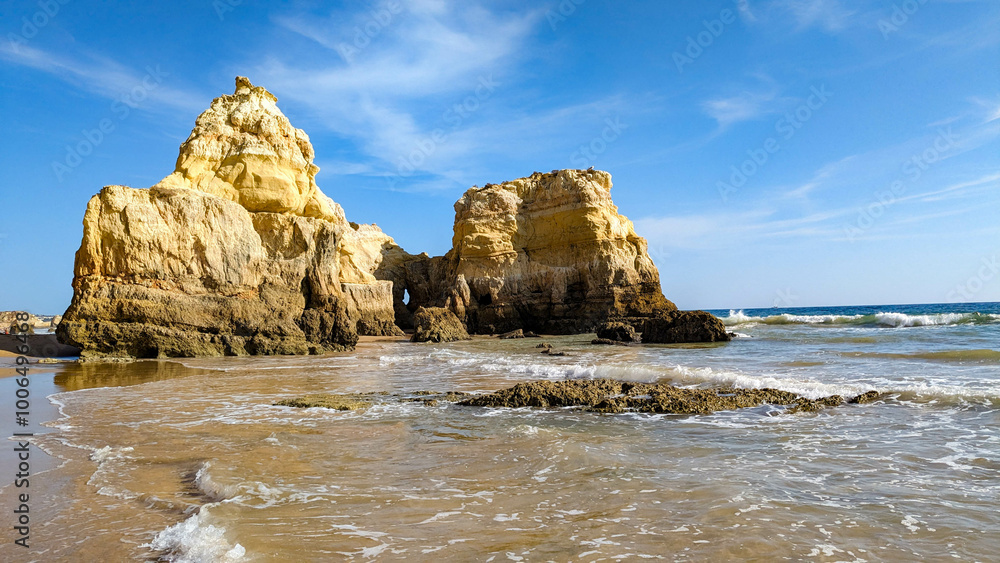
[399,170,677,334]
[58,78,406,359]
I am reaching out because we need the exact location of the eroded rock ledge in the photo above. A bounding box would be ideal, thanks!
[276,379,883,415]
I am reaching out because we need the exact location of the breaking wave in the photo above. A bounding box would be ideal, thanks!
[720,311,1000,328]
[149,507,246,563]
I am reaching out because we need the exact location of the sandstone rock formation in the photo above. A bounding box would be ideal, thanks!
[410,307,470,343]
[58,78,406,359]
[155,76,343,222]
[1,312,34,335]
[398,170,677,334]
[59,77,726,358]
[58,184,357,358]
[0,312,50,332]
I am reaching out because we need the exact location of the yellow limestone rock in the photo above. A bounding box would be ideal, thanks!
[57,77,711,356]
[58,78,410,358]
[154,76,344,223]
[432,169,675,333]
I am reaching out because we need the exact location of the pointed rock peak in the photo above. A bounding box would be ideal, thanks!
[153,76,344,223]
[234,75,278,103]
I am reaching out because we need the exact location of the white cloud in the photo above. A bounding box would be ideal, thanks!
[701,90,778,129]
[256,2,543,180]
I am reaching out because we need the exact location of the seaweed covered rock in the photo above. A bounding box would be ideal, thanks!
[595,321,640,343]
[410,307,470,343]
[460,379,877,415]
[275,395,371,411]
[640,311,730,344]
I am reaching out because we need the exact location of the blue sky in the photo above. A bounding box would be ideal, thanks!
[1,0,998,314]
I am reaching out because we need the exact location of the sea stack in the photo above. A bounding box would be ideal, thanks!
[58,77,727,359]
[58,77,409,359]
[396,170,684,334]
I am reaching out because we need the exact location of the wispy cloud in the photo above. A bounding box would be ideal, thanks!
[969,96,1000,123]
[256,1,544,184]
[781,155,858,200]
[0,43,203,113]
[635,207,853,251]
[898,172,1000,204]
[701,90,778,129]
[771,0,855,32]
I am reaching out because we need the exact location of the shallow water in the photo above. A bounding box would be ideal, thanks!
[1,303,999,561]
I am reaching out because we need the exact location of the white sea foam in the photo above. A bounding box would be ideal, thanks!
[90,445,134,463]
[874,312,966,327]
[149,508,246,563]
[720,310,1000,328]
[88,446,138,499]
[446,353,1000,404]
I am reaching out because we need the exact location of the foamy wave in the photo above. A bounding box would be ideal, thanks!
[721,310,999,328]
[88,446,138,499]
[90,445,134,463]
[149,508,246,563]
[447,354,605,380]
[655,365,871,401]
[453,353,1000,404]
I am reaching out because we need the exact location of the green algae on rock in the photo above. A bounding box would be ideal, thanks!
[275,395,372,411]
[277,391,473,411]
[458,379,881,415]
[640,311,731,344]
[411,307,471,343]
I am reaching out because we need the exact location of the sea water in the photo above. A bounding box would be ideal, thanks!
[1,302,998,561]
